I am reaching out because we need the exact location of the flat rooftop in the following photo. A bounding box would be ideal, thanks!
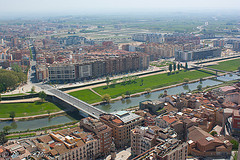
[112,111,141,124]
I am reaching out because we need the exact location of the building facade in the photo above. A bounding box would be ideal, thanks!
[80,117,113,156]
[99,111,144,148]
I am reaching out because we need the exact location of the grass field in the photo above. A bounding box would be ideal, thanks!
[92,70,215,99]
[207,58,240,72]
[6,133,36,139]
[69,89,102,104]
[0,102,63,118]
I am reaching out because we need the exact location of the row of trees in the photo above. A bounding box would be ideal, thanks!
[169,62,188,73]
[106,75,139,88]
[0,69,27,93]
[101,90,132,103]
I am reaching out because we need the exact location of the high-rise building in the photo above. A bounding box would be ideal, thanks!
[99,111,144,148]
[232,110,240,135]
[80,117,113,156]
[132,139,188,160]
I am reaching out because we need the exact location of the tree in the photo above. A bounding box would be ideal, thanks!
[31,86,35,93]
[145,88,151,94]
[173,62,176,71]
[0,132,8,145]
[3,126,11,134]
[230,139,239,150]
[197,85,202,91]
[185,62,188,70]
[132,76,138,83]
[9,111,15,120]
[183,78,190,83]
[177,63,180,71]
[210,131,217,136]
[140,79,144,86]
[39,91,47,102]
[126,91,131,97]
[101,94,111,103]
[169,64,172,73]
[121,94,125,99]
[12,64,22,73]
[0,69,26,92]
[106,76,110,87]
[158,93,164,98]
[111,79,117,87]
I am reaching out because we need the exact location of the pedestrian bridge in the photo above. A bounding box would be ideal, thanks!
[192,64,240,76]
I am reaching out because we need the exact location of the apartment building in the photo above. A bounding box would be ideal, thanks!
[132,33,164,43]
[131,125,178,157]
[188,126,232,157]
[213,39,225,48]
[175,47,221,61]
[232,110,240,135]
[34,127,100,160]
[192,47,221,60]
[131,126,156,156]
[132,139,188,160]
[99,111,144,148]
[144,42,199,60]
[80,117,113,156]
[75,63,92,80]
[48,64,75,82]
[36,64,49,81]
[46,53,149,82]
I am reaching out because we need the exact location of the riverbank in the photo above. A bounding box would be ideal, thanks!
[0,101,67,120]
[1,72,239,135]
[91,73,219,106]
[0,110,68,121]
[71,69,216,104]
[5,121,80,140]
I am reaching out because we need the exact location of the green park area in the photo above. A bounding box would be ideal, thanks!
[93,70,214,99]
[0,102,63,118]
[2,93,26,97]
[69,69,215,103]
[207,58,240,72]
[69,89,102,104]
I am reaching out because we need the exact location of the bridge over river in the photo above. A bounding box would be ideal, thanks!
[37,84,105,119]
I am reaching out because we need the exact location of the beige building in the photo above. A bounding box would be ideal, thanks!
[187,126,232,157]
[48,64,75,81]
[99,111,143,148]
[80,117,112,156]
[132,139,188,160]
[225,92,240,105]
[36,64,48,81]
[75,63,92,80]
[131,126,156,156]
[35,127,100,160]
[131,125,177,157]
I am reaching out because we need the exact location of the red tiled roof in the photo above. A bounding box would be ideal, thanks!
[162,115,177,124]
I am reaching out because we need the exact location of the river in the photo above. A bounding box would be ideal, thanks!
[0,74,239,132]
